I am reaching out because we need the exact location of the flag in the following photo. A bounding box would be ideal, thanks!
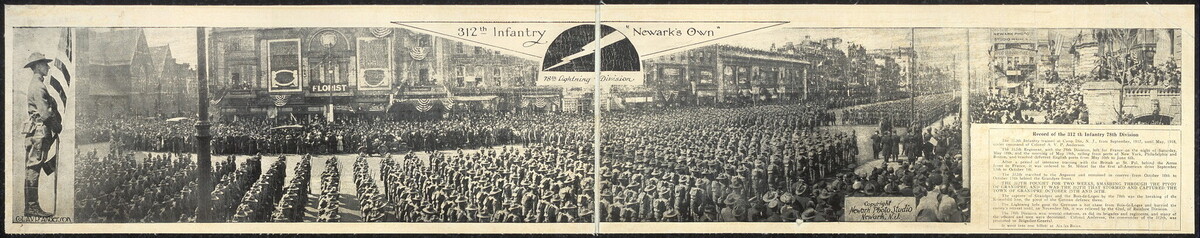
[326,104,335,122]
[39,29,74,174]
[386,93,395,113]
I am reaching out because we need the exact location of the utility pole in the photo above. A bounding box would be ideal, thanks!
[194,27,214,222]
[908,28,916,129]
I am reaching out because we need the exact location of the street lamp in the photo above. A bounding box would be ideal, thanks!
[194,27,213,222]
[320,33,337,122]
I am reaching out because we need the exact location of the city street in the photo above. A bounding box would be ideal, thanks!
[79,142,528,222]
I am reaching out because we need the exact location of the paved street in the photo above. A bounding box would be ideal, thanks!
[79,142,526,222]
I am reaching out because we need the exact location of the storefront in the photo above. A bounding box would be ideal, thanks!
[521,94,561,113]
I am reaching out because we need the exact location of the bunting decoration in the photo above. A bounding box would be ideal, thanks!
[272,94,290,107]
[369,27,393,38]
[442,98,455,110]
[410,47,427,61]
[533,98,549,108]
[415,98,434,112]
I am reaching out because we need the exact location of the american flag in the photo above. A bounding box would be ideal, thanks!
[39,28,74,174]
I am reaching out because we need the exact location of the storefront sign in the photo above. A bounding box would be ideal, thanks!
[310,84,349,92]
[663,68,680,76]
[368,104,388,112]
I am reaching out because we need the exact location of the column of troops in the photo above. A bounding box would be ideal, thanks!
[231,158,287,222]
[270,155,311,222]
[315,156,342,222]
[75,147,199,222]
[598,104,858,222]
[84,114,588,156]
[208,156,261,221]
[381,142,594,222]
[841,94,960,126]
[354,156,389,222]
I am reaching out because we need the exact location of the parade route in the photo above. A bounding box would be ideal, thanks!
[828,92,955,125]
[78,142,528,222]
[822,113,959,176]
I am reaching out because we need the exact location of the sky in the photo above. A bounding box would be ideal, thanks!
[722,28,914,53]
[142,28,198,68]
[10,28,68,130]
[913,28,970,81]
[721,27,972,82]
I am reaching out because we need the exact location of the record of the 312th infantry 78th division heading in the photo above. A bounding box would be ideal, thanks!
[4,4,1196,235]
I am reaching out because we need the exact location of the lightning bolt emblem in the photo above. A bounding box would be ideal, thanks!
[544,32,628,71]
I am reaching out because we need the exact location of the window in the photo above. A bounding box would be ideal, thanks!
[493,67,501,77]
[455,43,464,54]
[419,69,429,84]
[419,36,431,47]
[230,72,242,88]
[357,37,392,90]
[226,41,239,51]
[474,46,482,55]
[267,39,302,92]
[455,66,465,87]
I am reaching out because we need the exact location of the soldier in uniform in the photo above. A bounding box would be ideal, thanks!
[23,53,60,218]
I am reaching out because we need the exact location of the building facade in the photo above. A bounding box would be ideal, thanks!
[76,28,154,119]
[628,44,812,107]
[207,27,556,121]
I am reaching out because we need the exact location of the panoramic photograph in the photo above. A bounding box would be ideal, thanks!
[68,27,594,223]
[968,28,1183,125]
[598,28,968,222]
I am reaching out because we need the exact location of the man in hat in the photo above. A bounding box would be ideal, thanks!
[23,52,61,218]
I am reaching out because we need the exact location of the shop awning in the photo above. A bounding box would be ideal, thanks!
[165,117,190,122]
[455,95,499,101]
[268,124,304,130]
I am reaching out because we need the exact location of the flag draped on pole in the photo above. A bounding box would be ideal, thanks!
[385,93,395,113]
[41,28,74,174]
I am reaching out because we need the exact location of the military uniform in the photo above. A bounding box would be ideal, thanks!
[23,53,59,217]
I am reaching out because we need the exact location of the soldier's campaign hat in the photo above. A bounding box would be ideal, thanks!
[863,182,879,196]
[817,186,836,200]
[715,173,729,181]
[762,191,779,203]
[779,192,795,204]
[884,181,900,194]
[722,193,743,206]
[24,52,53,68]
[800,207,819,221]
[662,209,679,218]
[642,184,657,193]
[727,178,744,189]
[657,184,673,195]
[560,203,578,211]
